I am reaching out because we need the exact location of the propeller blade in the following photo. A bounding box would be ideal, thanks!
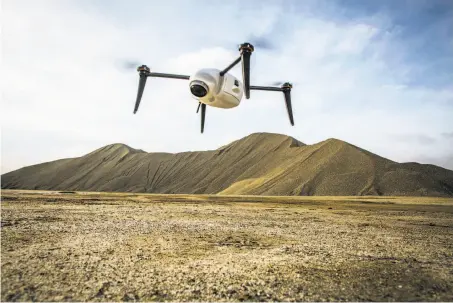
[134,74,147,114]
[283,84,294,126]
[200,103,206,133]
[122,60,141,71]
[263,81,300,87]
[249,36,274,50]
[239,42,254,99]
[196,102,201,113]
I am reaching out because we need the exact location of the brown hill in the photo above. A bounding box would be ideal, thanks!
[2,133,453,196]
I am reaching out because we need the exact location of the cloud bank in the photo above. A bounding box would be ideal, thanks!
[2,0,452,173]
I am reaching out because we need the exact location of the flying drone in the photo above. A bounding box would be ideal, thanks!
[133,42,294,133]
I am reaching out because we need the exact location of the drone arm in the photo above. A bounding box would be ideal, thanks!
[250,84,294,126]
[219,43,254,99]
[148,72,190,80]
[134,65,190,114]
[219,56,241,77]
[250,85,284,92]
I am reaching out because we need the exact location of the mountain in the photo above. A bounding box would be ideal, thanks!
[2,133,453,196]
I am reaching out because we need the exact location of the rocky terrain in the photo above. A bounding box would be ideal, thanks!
[2,190,453,301]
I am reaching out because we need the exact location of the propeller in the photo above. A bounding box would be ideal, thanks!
[234,35,275,52]
[267,80,300,87]
[134,65,150,114]
[239,42,254,99]
[200,103,206,133]
[117,59,142,72]
[282,82,294,126]
[246,35,275,51]
[124,60,141,70]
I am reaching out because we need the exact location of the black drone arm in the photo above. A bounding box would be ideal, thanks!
[250,85,283,92]
[250,83,294,126]
[219,42,255,100]
[134,65,189,114]
[147,72,190,80]
[219,57,241,76]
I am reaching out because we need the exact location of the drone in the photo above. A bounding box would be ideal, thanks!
[133,42,294,133]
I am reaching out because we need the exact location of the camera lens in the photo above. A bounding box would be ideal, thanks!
[190,84,207,97]
[190,81,208,98]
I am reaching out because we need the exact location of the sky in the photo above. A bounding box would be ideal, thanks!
[1,0,453,174]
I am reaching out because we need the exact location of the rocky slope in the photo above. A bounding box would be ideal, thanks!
[2,133,453,196]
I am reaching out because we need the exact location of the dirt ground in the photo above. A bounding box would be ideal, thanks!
[1,190,453,301]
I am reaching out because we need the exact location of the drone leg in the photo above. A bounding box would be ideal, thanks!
[249,83,295,126]
[196,102,201,113]
[133,65,190,114]
[283,89,294,126]
[200,103,206,133]
[134,66,150,114]
[239,43,254,99]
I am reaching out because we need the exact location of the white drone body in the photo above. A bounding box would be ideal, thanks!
[189,68,243,109]
[133,42,294,133]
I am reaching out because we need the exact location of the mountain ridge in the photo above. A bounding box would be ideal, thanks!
[2,132,453,196]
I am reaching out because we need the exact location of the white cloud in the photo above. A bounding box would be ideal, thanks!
[1,0,452,173]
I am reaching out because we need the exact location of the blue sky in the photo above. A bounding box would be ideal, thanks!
[2,0,453,173]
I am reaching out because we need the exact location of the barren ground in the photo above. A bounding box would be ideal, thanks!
[1,190,453,301]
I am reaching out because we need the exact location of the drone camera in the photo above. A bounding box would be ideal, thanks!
[190,80,209,98]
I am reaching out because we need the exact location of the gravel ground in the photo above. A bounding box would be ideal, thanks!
[1,190,453,301]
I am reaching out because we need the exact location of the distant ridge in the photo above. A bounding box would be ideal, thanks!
[2,132,453,196]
